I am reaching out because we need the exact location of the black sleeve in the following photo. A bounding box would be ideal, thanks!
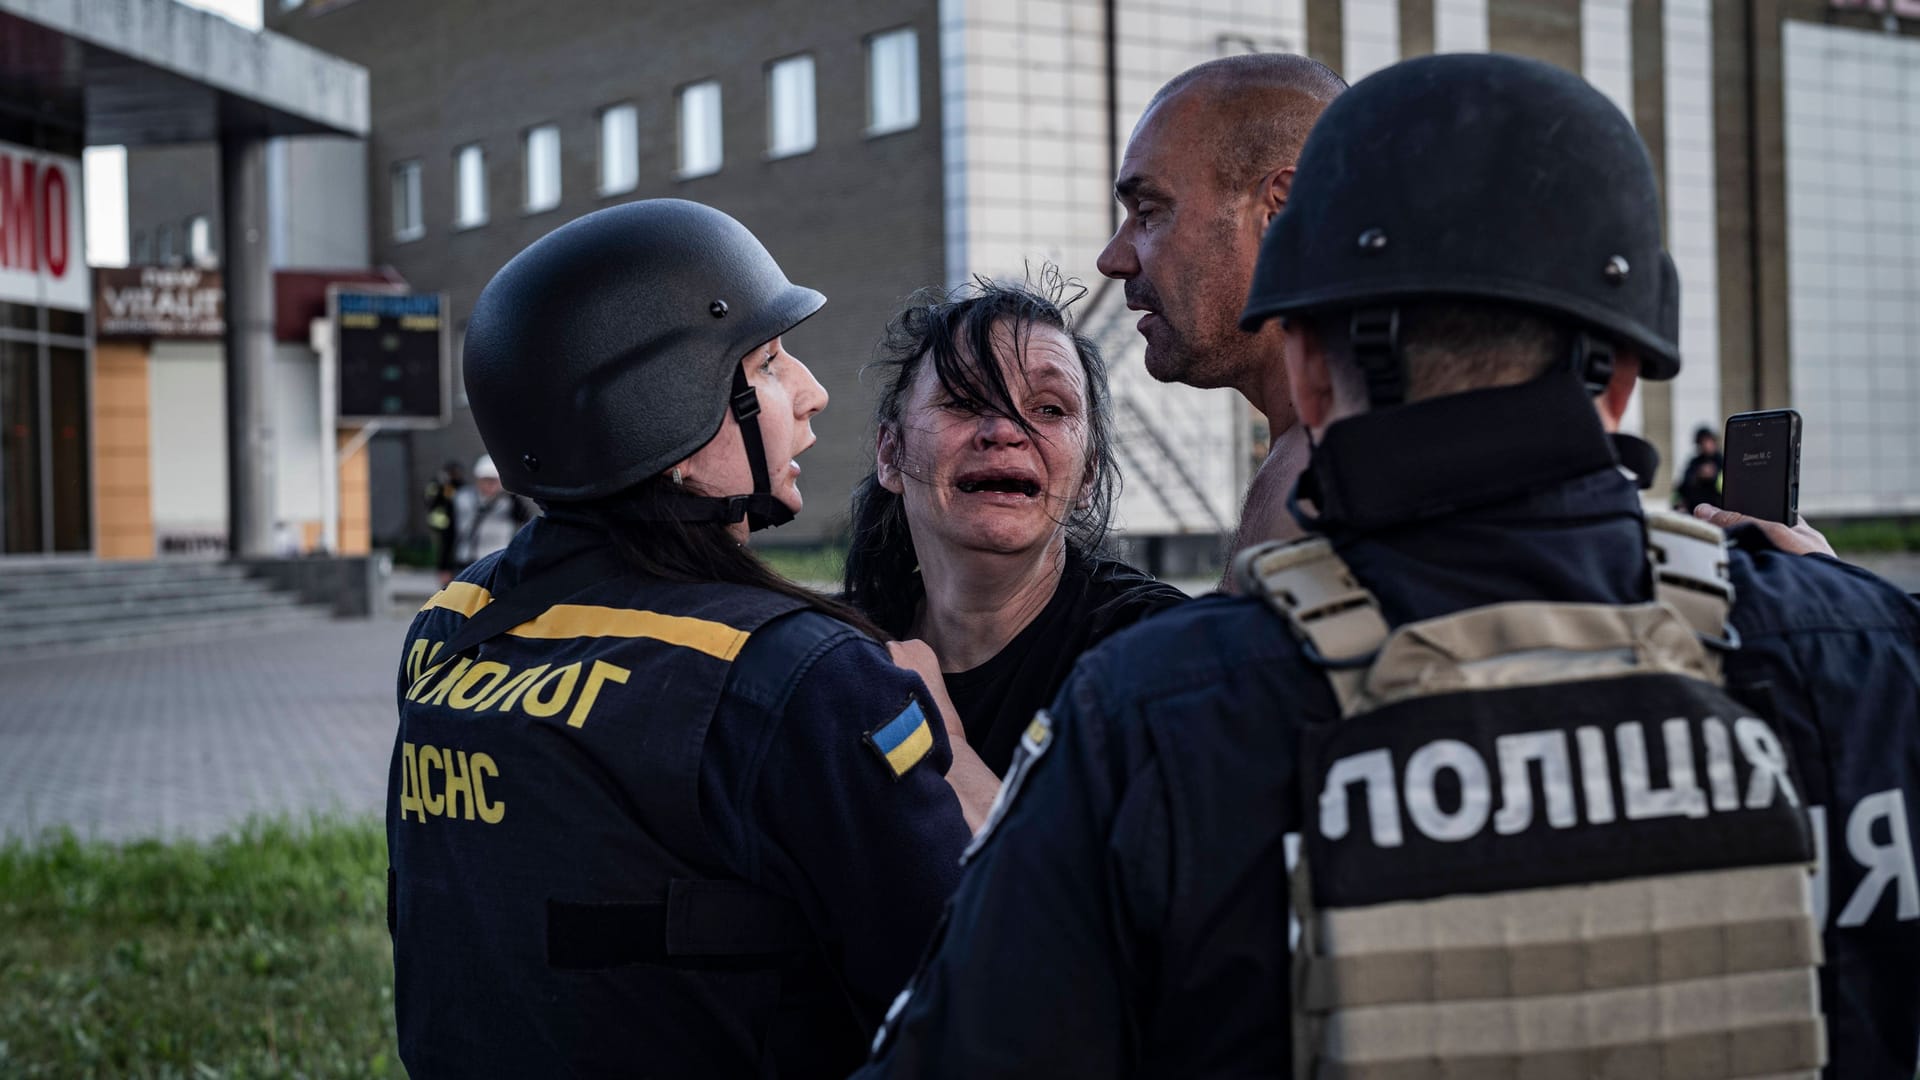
[745,635,972,1021]
[857,649,1168,1078]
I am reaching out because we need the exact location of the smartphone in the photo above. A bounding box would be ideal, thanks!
[1722,409,1801,524]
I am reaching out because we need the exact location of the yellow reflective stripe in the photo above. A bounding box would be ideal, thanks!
[417,583,751,661]
[421,582,491,617]
[884,719,934,776]
[510,604,751,661]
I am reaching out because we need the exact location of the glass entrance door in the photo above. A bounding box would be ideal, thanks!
[49,345,89,551]
[0,338,42,554]
[0,305,91,555]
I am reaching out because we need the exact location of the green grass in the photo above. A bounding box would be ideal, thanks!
[754,544,848,586]
[0,818,398,1079]
[1814,517,1920,555]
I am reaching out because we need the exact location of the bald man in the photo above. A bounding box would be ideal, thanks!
[1097,54,1345,558]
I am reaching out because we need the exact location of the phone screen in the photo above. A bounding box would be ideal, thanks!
[1722,411,1799,524]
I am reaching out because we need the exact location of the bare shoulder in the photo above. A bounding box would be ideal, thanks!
[1230,429,1312,555]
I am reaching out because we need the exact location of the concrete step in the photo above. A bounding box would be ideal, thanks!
[0,602,335,658]
[0,560,243,596]
[0,574,275,613]
[0,587,305,632]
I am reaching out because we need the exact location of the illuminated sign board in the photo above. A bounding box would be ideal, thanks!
[329,288,451,427]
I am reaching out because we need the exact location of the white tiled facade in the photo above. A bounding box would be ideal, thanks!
[1783,20,1920,514]
[940,0,1306,535]
[1343,0,1400,80]
[1581,0,1640,436]
[939,2,1918,536]
[1433,0,1489,54]
[1662,0,1721,467]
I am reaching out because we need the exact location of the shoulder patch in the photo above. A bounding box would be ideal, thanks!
[865,698,935,780]
[961,709,1054,864]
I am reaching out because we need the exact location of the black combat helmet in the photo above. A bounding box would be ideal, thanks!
[1241,53,1681,404]
[464,199,824,528]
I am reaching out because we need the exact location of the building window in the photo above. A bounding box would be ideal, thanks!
[524,125,561,213]
[767,54,816,158]
[157,224,176,264]
[455,144,488,228]
[678,80,723,178]
[391,159,424,242]
[868,28,919,135]
[132,229,150,264]
[187,215,213,265]
[599,104,639,195]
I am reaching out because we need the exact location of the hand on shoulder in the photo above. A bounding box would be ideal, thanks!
[887,639,1001,832]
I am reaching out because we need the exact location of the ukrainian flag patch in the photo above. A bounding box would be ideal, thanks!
[866,699,934,780]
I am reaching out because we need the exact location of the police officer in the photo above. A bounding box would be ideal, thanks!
[858,55,1920,1079]
[389,199,971,1078]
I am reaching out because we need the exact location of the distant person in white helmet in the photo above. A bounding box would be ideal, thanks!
[452,454,533,567]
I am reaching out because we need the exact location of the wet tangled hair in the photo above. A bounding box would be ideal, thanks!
[842,270,1119,637]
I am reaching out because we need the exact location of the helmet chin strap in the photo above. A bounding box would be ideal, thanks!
[626,364,795,531]
[725,363,796,532]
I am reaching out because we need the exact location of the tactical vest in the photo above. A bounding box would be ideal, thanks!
[389,558,856,1078]
[1237,510,1824,1080]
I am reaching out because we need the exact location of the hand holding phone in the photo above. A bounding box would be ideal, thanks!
[1721,409,1801,524]
[1692,504,1835,558]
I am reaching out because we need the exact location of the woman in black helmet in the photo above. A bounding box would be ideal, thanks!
[387,199,970,1079]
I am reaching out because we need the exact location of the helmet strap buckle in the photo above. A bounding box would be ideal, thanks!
[730,381,762,423]
[726,363,789,532]
[1349,307,1406,409]
[1572,331,1616,397]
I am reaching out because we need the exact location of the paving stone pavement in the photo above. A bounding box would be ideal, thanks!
[0,614,415,844]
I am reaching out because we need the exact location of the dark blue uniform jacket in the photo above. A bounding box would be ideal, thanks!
[860,413,1920,1078]
[388,517,969,1079]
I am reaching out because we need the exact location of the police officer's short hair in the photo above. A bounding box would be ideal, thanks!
[1316,301,1563,407]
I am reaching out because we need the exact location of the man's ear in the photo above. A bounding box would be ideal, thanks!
[1594,351,1642,434]
[1255,165,1295,230]
[876,425,906,495]
[1283,319,1336,437]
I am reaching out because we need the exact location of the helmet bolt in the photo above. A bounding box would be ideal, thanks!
[1603,255,1631,285]
[709,300,729,318]
[1357,228,1388,252]
[521,453,541,473]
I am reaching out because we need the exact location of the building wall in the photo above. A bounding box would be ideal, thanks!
[939,0,1305,538]
[145,339,372,554]
[147,341,228,551]
[273,343,323,528]
[93,343,154,560]
[337,427,372,554]
[271,0,947,546]
[1783,18,1920,514]
[1662,0,1723,471]
[124,144,220,266]
[271,137,371,269]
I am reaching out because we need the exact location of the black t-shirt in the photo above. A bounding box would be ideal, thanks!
[945,551,1189,775]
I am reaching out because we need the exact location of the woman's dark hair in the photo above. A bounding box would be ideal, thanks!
[843,271,1119,637]
[567,476,885,640]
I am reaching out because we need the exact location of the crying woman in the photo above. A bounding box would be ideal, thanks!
[843,275,1189,777]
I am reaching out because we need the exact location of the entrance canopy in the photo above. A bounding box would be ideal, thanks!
[0,0,367,147]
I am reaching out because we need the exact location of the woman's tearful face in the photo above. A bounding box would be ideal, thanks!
[879,320,1093,557]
